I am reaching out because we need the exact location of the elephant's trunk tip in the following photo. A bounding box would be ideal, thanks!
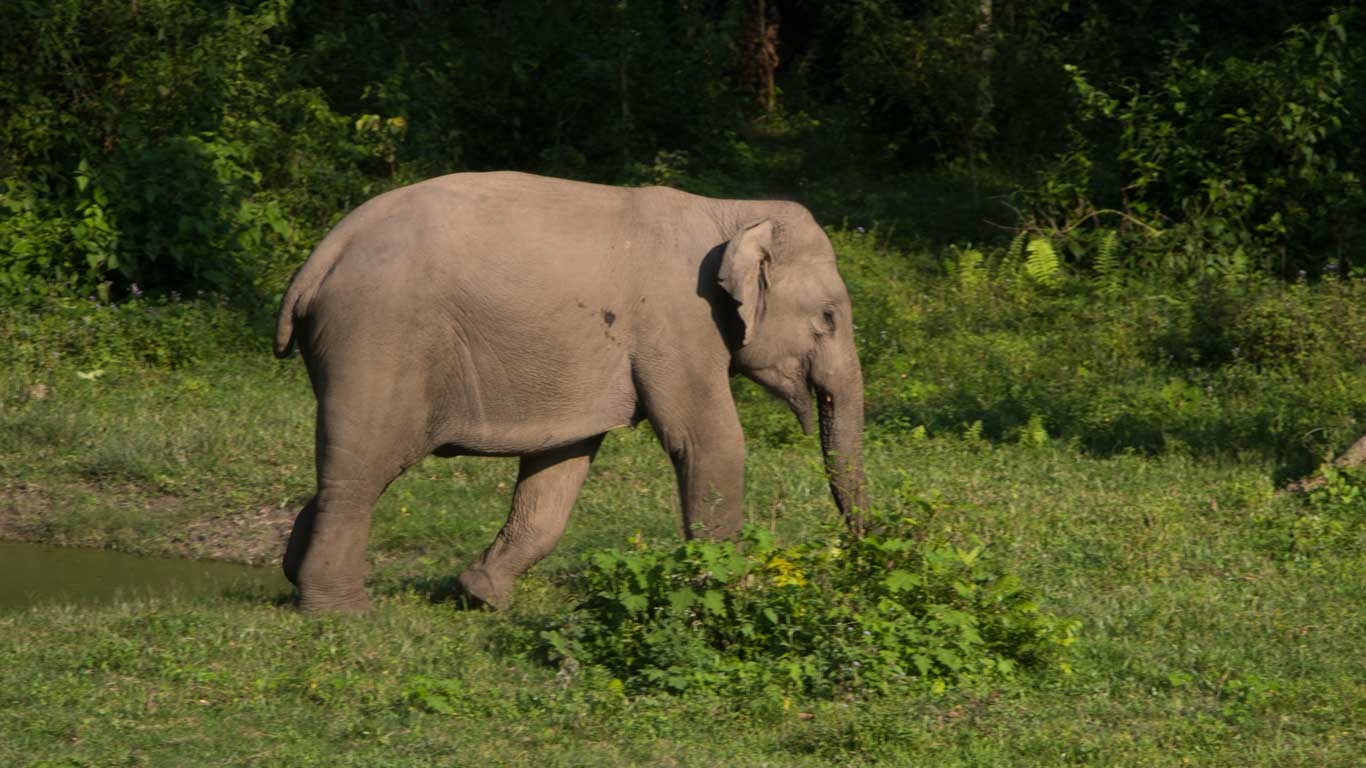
[816,381,868,538]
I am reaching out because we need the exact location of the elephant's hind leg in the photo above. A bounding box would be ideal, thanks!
[457,435,605,608]
[285,402,415,613]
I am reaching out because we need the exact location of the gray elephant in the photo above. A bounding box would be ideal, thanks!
[274,171,867,612]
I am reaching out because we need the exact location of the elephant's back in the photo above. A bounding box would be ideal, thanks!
[317,172,634,281]
[310,177,632,322]
[302,176,636,364]
[297,172,644,454]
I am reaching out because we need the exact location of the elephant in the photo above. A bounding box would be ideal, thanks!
[273,171,867,612]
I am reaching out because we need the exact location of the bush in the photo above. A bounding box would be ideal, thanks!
[541,504,1078,698]
[1021,10,1365,278]
[0,0,407,303]
[1257,465,1366,564]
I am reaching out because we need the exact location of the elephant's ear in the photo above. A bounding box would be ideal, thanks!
[718,219,773,346]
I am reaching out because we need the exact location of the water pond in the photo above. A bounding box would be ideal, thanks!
[0,540,291,612]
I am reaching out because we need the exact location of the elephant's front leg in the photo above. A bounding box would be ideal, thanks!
[644,375,747,540]
[457,435,605,608]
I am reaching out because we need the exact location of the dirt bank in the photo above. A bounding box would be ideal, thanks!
[0,481,297,566]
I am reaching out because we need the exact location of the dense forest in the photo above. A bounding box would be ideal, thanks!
[2,1,1363,303]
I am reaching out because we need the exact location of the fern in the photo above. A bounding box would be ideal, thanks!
[1002,231,1028,272]
[1024,237,1063,288]
[1093,230,1123,296]
[1019,414,1049,447]
[948,248,987,290]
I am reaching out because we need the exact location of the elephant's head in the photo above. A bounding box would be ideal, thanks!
[718,212,869,533]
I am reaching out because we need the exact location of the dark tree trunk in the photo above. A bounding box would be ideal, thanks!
[740,0,780,113]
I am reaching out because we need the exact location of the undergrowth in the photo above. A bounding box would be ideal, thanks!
[827,229,1366,474]
[541,502,1078,698]
[1257,465,1366,565]
[0,292,259,376]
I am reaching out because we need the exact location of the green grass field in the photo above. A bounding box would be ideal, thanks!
[2,236,1364,766]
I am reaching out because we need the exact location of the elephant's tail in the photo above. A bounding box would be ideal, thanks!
[272,285,303,358]
[273,240,343,358]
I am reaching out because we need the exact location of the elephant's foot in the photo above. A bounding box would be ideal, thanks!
[295,578,373,614]
[456,566,512,610]
[283,501,377,613]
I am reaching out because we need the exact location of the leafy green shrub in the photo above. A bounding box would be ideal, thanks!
[1257,466,1366,564]
[0,0,406,302]
[541,504,1078,698]
[1022,10,1364,278]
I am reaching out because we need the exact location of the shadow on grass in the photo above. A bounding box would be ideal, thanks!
[868,400,1337,488]
[385,574,491,611]
[219,582,295,609]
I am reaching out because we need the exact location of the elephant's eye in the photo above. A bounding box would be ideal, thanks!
[821,308,837,332]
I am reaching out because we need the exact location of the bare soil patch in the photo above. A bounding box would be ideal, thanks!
[172,504,296,565]
[0,482,298,566]
[0,482,52,541]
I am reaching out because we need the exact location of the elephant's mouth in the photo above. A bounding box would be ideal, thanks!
[790,384,814,435]
[747,361,816,435]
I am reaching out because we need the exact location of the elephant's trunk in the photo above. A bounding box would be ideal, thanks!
[816,365,868,536]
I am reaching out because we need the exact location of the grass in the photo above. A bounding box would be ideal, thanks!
[1,234,1364,765]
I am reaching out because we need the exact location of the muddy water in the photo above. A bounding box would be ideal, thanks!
[0,540,291,612]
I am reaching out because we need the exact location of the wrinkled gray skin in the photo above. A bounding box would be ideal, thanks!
[274,172,867,612]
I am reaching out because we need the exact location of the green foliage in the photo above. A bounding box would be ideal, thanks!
[1024,10,1365,277]
[400,675,513,717]
[542,507,1077,697]
[0,294,258,376]
[832,229,1366,466]
[1257,466,1366,564]
[297,0,744,173]
[831,0,999,164]
[0,0,407,302]
[3,0,1360,305]
[1307,465,1366,515]
[1022,237,1063,288]
[1092,229,1124,297]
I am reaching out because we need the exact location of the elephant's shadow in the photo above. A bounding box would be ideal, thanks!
[214,569,532,611]
[387,573,494,610]
[217,575,491,611]
[217,582,295,609]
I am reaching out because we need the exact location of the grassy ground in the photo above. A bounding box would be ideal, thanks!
[2,339,1363,766]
